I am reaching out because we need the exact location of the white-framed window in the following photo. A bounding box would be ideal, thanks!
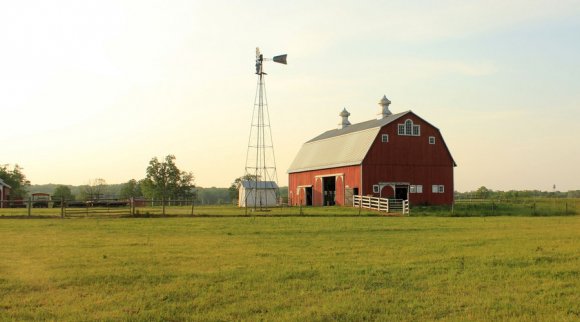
[410,185,423,193]
[432,185,444,193]
[373,185,380,193]
[429,136,436,144]
[381,134,389,142]
[413,125,420,136]
[398,119,420,136]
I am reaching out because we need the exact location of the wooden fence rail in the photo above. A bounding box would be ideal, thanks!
[353,195,409,215]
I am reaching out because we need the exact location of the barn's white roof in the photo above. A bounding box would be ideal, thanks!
[288,111,410,173]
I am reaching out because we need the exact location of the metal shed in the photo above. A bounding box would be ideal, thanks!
[238,180,279,207]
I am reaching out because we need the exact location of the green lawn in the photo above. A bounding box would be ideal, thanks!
[1,216,579,321]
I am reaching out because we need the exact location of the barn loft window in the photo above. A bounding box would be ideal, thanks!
[398,119,420,136]
[381,134,389,142]
[429,136,436,144]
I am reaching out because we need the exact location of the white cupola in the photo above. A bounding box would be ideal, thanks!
[338,108,351,129]
[377,95,392,119]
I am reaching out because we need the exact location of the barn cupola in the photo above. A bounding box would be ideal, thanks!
[338,108,351,129]
[377,95,392,119]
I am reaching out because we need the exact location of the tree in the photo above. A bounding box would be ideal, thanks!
[476,186,491,199]
[79,178,108,201]
[0,164,30,199]
[143,155,195,214]
[52,185,74,201]
[119,179,142,199]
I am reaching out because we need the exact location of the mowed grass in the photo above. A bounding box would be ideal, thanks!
[1,216,579,321]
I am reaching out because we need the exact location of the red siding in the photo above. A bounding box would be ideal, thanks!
[288,165,361,206]
[362,113,455,205]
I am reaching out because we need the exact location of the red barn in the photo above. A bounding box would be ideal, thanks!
[288,95,456,206]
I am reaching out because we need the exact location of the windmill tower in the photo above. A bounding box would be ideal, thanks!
[240,48,287,210]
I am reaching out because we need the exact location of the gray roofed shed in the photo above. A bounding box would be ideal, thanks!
[240,181,278,189]
[238,180,278,207]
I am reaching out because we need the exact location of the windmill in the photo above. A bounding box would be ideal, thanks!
[241,48,287,210]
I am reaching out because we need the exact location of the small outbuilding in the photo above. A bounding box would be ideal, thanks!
[288,95,456,206]
[238,180,278,207]
[0,178,11,208]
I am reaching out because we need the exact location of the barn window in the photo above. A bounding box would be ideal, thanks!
[432,185,444,193]
[398,124,405,135]
[373,185,380,193]
[405,120,412,134]
[429,136,436,144]
[381,134,389,142]
[411,185,423,193]
[412,125,420,136]
[398,119,420,136]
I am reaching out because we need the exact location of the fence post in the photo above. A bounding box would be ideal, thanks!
[61,197,65,218]
[28,197,32,217]
[190,197,195,216]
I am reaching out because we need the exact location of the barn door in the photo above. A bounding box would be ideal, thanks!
[305,187,313,206]
[395,186,409,200]
[322,177,336,206]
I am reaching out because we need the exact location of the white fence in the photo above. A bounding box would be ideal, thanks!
[353,195,409,215]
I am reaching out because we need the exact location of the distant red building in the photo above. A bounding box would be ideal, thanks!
[0,178,11,208]
[288,95,456,206]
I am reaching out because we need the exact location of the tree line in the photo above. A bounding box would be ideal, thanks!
[2,158,289,205]
[456,186,580,199]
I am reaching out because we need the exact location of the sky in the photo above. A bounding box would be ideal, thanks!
[1,0,579,192]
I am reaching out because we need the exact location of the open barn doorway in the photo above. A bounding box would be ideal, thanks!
[323,177,336,206]
[395,186,409,200]
[305,187,313,206]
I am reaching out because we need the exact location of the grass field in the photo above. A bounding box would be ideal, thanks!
[1,215,578,321]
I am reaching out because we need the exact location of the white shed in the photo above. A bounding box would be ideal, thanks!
[238,180,278,207]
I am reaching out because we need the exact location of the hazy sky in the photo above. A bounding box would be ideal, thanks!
[1,0,579,192]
